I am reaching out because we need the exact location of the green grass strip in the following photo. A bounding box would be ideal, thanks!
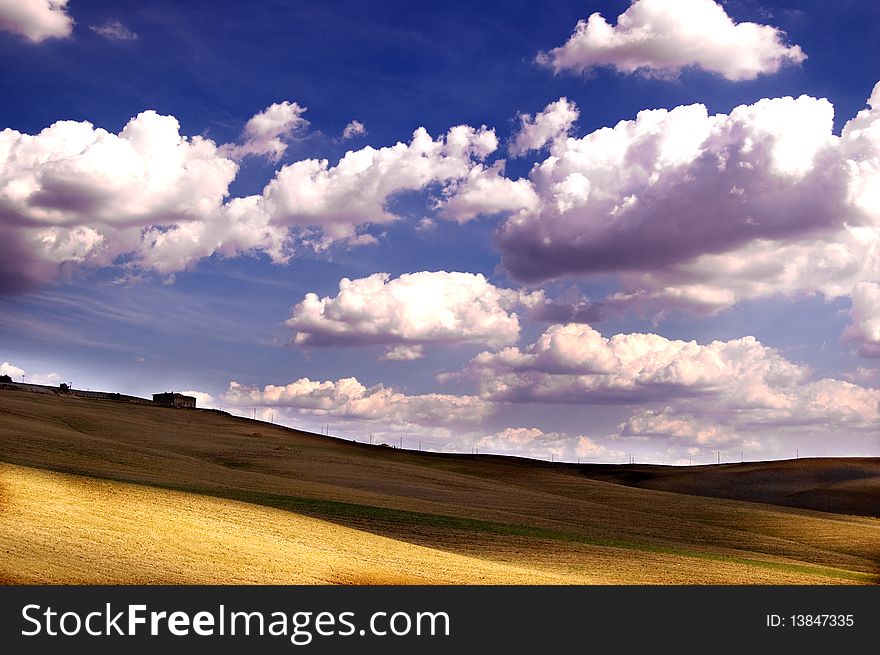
[5,459,873,584]
[206,487,878,584]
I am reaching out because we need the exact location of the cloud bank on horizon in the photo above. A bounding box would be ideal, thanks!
[1,0,878,464]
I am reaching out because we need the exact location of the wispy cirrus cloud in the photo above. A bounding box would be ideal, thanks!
[89,20,136,41]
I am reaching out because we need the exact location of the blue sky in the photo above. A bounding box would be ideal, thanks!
[2,0,879,463]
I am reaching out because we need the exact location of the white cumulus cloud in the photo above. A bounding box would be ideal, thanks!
[342,120,366,140]
[224,377,491,429]
[612,374,880,457]
[179,389,216,408]
[498,93,847,282]
[286,271,543,359]
[0,361,25,379]
[438,161,539,223]
[450,323,880,455]
[449,427,624,462]
[842,282,880,357]
[537,0,806,81]
[575,435,625,461]
[0,108,502,293]
[28,371,61,385]
[603,80,880,316]
[259,124,498,245]
[0,0,73,42]
[509,97,579,156]
[0,110,239,291]
[0,361,61,385]
[473,427,567,461]
[492,84,880,334]
[454,323,807,406]
[220,101,309,162]
[618,408,735,446]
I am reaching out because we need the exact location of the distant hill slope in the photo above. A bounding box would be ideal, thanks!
[576,459,880,518]
[1,389,878,584]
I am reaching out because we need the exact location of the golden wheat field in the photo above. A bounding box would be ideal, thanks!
[1,389,878,584]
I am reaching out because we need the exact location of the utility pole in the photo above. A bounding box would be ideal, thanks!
[418,440,421,451]
[717,451,720,465]
[369,434,373,445]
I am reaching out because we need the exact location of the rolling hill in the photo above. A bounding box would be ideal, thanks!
[577,459,880,518]
[1,389,878,584]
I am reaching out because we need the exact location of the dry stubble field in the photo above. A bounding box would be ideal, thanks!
[1,389,878,584]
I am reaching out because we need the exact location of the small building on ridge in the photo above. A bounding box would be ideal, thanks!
[152,392,196,409]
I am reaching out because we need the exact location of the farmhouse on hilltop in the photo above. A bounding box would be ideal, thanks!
[152,392,197,408]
